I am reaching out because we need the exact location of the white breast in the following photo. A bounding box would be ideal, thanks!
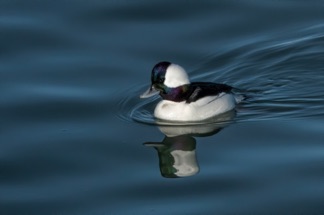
[154,93,236,122]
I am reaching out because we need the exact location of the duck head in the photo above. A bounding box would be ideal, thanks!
[140,61,190,98]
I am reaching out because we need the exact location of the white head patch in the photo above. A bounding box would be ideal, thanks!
[164,64,190,88]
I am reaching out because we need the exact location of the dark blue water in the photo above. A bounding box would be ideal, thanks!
[1,1,324,214]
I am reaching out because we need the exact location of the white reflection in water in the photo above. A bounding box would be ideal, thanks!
[144,111,235,178]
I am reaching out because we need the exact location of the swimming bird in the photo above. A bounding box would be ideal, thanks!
[140,61,239,122]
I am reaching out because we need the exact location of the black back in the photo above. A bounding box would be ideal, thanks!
[186,82,232,103]
[160,82,232,103]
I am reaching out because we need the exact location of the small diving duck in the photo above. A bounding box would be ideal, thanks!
[140,61,239,122]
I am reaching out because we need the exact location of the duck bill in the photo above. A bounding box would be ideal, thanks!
[140,85,159,98]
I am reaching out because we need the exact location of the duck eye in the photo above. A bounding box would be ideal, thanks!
[158,77,165,83]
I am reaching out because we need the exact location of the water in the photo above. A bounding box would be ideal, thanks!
[1,1,324,214]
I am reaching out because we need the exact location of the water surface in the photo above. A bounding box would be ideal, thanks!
[1,1,324,214]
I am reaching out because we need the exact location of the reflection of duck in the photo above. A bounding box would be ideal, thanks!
[140,61,242,121]
[145,135,198,178]
[144,111,235,178]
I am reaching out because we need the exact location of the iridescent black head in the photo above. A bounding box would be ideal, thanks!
[140,61,190,99]
[151,61,171,85]
[151,61,171,92]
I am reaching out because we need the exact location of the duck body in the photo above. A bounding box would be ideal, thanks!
[140,62,238,122]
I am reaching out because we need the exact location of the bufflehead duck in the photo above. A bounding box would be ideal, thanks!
[140,61,238,122]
